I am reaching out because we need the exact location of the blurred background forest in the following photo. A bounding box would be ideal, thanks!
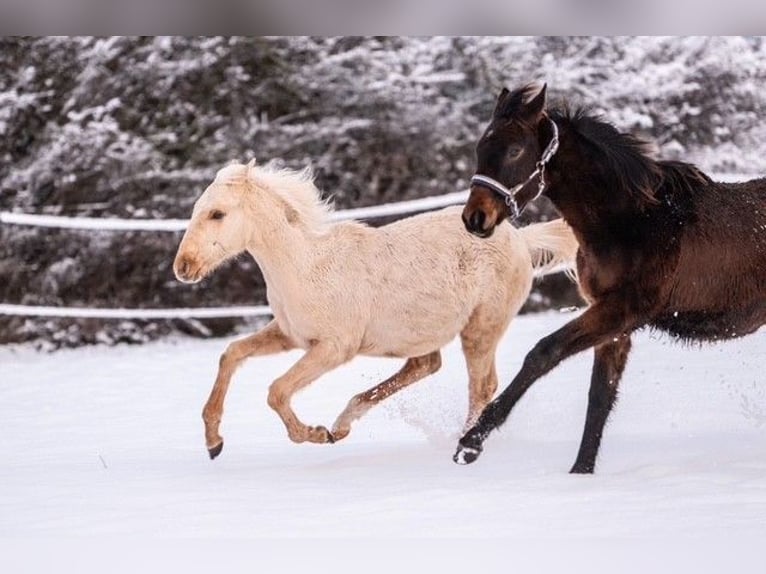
[2,36,766,348]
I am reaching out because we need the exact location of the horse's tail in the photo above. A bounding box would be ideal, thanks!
[518,218,579,278]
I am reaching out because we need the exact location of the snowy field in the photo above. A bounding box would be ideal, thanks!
[2,309,765,548]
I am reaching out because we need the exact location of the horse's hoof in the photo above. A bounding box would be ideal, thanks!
[320,427,336,444]
[208,441,223,460]
[331,428,350,442]
[569,463,594,474]
[304,425,335,444]
[453,444,482,465]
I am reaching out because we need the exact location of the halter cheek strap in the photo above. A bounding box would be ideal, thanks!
[470,118,559,218]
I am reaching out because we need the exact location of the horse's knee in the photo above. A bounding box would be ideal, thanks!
[219,343,241,370]
[518,335,570,381]
[524,335,562,370]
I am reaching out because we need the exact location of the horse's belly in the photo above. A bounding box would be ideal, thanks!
[359,315,465,358]
[658,259,766,340]
[651,305,766,341]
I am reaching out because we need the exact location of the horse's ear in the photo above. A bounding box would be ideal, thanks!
[522,83,547,122]
[493,87,511,117]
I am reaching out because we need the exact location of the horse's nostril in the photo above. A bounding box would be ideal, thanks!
[470,210,486,231]
[176,256,191,278]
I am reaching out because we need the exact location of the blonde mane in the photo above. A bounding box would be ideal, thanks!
[215,161,334,232]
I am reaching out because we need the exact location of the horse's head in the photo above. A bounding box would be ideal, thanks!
[463,83,556,237]
[173,161,254,284]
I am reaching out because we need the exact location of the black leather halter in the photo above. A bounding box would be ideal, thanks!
[470,118,559,219]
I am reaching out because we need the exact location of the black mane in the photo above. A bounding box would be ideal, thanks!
[549,107,712,205]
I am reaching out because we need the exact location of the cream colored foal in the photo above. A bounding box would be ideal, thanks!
[174,160,577,458]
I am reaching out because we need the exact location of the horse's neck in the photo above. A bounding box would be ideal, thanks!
[246,222,322,295]
[546,134,637,242]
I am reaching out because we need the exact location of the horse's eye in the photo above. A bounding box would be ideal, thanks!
[507,145,523,159]
[209,210,225,221]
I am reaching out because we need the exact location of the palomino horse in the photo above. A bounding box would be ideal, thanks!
[455,83,766,472]
[174,159,578,459]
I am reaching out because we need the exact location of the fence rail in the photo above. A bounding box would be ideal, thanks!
[0,189,470,318]
[0,190,469,231]
[0,174,752,319]
[0,303,272,319]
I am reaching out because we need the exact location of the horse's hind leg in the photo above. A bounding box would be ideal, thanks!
[330,351,442,442]
[570,335,632,474]
[203,320,295,459]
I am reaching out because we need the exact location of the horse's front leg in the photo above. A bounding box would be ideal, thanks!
[570,335,632,474]
[331,351,442,441]
[202,320,295,459]
[267,341,351,444]
[454,298,637,465]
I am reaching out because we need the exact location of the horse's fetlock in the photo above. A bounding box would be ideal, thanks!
[287,426,307,443]
[202,405,219,424]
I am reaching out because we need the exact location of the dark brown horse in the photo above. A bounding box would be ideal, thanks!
[454,83,766,473]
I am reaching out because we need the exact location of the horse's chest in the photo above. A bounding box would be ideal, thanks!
[267,292,316,348]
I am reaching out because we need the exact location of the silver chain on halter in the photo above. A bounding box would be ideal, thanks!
[470,118,560,219]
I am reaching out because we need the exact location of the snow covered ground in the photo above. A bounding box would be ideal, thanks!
[1,310,765,546]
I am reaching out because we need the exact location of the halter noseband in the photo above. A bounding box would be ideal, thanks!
[470,118,559,219]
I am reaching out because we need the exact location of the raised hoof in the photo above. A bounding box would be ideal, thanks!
[208,441,224,460]
[453,444,482,465]
[319,426,335,444]
[331,428,350,442]
[303,425,336,444]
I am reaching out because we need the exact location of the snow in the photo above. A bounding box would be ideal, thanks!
[1,310,765,545]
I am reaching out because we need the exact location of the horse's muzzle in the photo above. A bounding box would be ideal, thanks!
[462,208,495,238]
[174,255,201,283]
